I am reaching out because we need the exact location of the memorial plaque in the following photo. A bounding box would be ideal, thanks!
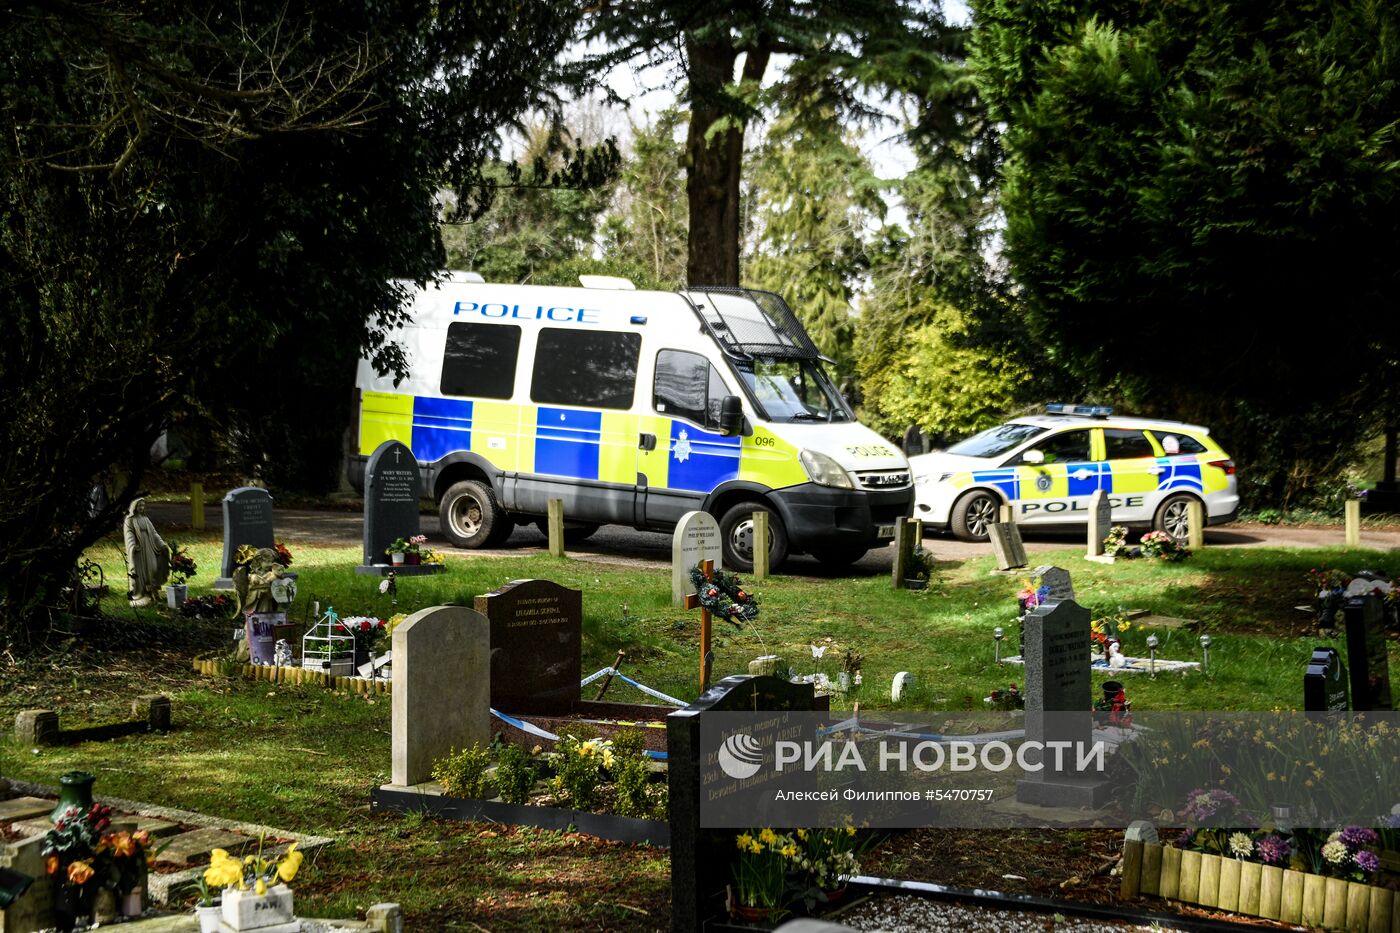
[1303,647,1348,712]
[216,487,275,587]
[475,579,582,713]
[363,440,422,566]
[990,521,1028,570]
[672,510,723,606]
[1344,594,1393,711]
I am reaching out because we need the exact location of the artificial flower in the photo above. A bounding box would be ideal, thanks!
[67,860,94,885]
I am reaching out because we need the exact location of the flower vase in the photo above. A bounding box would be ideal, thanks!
[405,552,420,565]
[166,583,189,609]
[53,882,94,933]
[222,882,294,931]
[196,904,222,933]
[391,552,405,566]
[122,885,145,917]
[92,885,119,924]
[731,903,779,925]
[50,770,96,823]
[838,672,851,692]
[821,885,849,907]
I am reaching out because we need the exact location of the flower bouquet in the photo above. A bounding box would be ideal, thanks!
[730,828,796,922]
[204,838,303,931]
[1140,530,1190,562]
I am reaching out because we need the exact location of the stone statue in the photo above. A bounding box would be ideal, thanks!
[123,498,169,608]
[234,548,287,665]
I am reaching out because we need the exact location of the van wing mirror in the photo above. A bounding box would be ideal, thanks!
[718,396,743,436]
[1022,448,1045,465]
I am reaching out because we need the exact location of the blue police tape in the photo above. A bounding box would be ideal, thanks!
[490,707,668,760]
[578,668,687,708]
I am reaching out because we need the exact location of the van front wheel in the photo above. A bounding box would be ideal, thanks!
[718,503,788,573]
[440,480,510,548]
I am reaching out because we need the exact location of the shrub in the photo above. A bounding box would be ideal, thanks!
[494,743,539,806]
[432,744,494,799]
[610,729,664,819]
[551,734,606,810]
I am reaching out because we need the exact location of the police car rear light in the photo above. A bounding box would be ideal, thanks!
[1045,403,1113,417]
[1207,459,1235,475]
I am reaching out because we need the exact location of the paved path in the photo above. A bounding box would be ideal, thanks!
[149,502,1400,579]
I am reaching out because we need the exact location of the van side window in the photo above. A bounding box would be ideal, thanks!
[654,350,728,429]
[441,322,520,399]
[530,328,641,410]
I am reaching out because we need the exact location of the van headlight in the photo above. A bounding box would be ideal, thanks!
[799,449,854,489]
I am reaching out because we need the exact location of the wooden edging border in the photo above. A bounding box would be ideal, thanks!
[192,655,391,695]
[1121,837,1398,931]
[369,786,669,848]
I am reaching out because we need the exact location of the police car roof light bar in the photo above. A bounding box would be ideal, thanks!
[1045,403,1114,417]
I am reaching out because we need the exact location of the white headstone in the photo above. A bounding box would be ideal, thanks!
[390,605,490,788]
[672,510,723,606]
[1087,490,1112,558]
[891,671,915,702]
[1033,565,1074,603]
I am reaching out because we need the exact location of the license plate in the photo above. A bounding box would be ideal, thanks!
[877,524,896,539]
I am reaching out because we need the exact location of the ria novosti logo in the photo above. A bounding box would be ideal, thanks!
[717,732,765,779]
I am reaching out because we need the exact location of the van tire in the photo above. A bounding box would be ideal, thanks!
[718,503,788,573]
[440,480,510,548]
[809,545,868,568]
[533,519,599,544]
[951,489,1000,542]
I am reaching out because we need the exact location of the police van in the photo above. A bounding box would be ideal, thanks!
[349,276,913,570]
[911,405,1239,541]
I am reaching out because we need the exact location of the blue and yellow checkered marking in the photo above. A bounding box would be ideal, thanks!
[1068,461,1112,496]
[411,396,473,462]
[1156,458,1203,492]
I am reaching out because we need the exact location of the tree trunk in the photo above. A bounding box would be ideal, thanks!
[684,37,770,287]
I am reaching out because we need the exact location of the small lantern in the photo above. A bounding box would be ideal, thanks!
[993,626,1005,664]
[302,607,355,677]
[1145,634,1159,678]
[1199,633,1212,674]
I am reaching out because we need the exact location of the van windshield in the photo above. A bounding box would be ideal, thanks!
[945,422,1048,458]
[734,357,850,423]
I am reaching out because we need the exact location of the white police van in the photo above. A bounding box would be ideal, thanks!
[348,275,913,570]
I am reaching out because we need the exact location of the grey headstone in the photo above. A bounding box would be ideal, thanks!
[1034,565,1074,603]
[0,835,53,930]
[363,440,422,566]
[990,522,1028,570]
[672,511,722,606]
[216,487,275,585]
[668,676,819,933]
[1344,595,1393,711]
[1125,820,1159,844]
[1087,490,1112,557]
[474,579,582,714]
[390,605,491,787]
[1303,647,1349,712]
[1015,599,1110,808]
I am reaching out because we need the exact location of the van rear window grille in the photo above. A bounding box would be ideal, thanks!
[685,287,823,361]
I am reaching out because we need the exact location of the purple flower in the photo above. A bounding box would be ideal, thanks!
[1177,828,1197,847]
[1384,814,1400,829]
[1355,849,1380,873]
[1339,826,1379,850]
[1255,835,1290,865]
[1182,788,1242,824]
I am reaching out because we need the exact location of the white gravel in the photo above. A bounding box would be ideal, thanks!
[839,894,1185,932]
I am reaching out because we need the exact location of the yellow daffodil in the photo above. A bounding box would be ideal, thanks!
[759,828,777,845]
[780,844,797,858]
[255,878,267,896]
[736,833,753,850]
[846,826,856,836]
[276,845,303,883]
[748,840,762,855]
[795,829,808,841]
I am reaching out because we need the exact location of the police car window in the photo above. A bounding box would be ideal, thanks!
[654,350,726,429]
[1025,429,1092,464]
[441,322,520,399]
[530,328,641,410]
[947,423,1047,458]
[1102,429,1156,460]
[1150,431,1206,455]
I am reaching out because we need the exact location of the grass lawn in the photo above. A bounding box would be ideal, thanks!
[1,535,1396,928]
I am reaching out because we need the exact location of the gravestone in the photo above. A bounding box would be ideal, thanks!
[672,510,722,606]
[1034,565,1074,603]
[1303,647,1349,712]
[668,675,819,933]
[474,579,582,714]
[214,487,275,589]
[1015,599,1111,808]
[359,440,423,572]
[1344,595,1393,711]
[989,521,1029,571]
[1086,490,1113,561]
[388,605,491,788]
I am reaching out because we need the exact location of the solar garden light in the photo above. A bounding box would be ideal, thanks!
[994,626,1005,664]
[1146,634,1159,678]
[1199,634,1212,674]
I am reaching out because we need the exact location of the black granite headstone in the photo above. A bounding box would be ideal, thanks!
[1303,647,1349,712]
[1344,595,1393,711]
[216,487,275,586]
[667,675,818,933]
[363,440,422,566]
[474,579,582,714]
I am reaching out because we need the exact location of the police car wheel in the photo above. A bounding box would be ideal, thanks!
[719,503,788,573]
[952,490,999,542]
[1155,494,1196,544]
[439,480,508,548]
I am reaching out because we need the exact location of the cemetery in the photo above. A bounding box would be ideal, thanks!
[0,479,1397,932]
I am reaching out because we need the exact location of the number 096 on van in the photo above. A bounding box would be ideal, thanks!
[348,278,914,571]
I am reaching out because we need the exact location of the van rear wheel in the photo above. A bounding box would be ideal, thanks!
[440,479,511,548]
[718,503,788,573]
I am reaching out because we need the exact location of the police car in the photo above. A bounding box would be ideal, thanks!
[911,405,1239,541]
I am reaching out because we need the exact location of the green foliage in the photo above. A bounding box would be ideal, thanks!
[972,0,1400,505]
[493,743,539,806]
[550,734,605,811]
[432,744,495,799]
[599,109,689,289]
[608,729,665,820]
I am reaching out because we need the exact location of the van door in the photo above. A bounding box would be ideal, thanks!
[641,349,741,527]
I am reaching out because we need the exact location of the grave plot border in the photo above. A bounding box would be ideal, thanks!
[369,787,669,847]
[1121,835,1400,929]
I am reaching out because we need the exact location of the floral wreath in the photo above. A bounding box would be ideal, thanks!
[689,562,759,625]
